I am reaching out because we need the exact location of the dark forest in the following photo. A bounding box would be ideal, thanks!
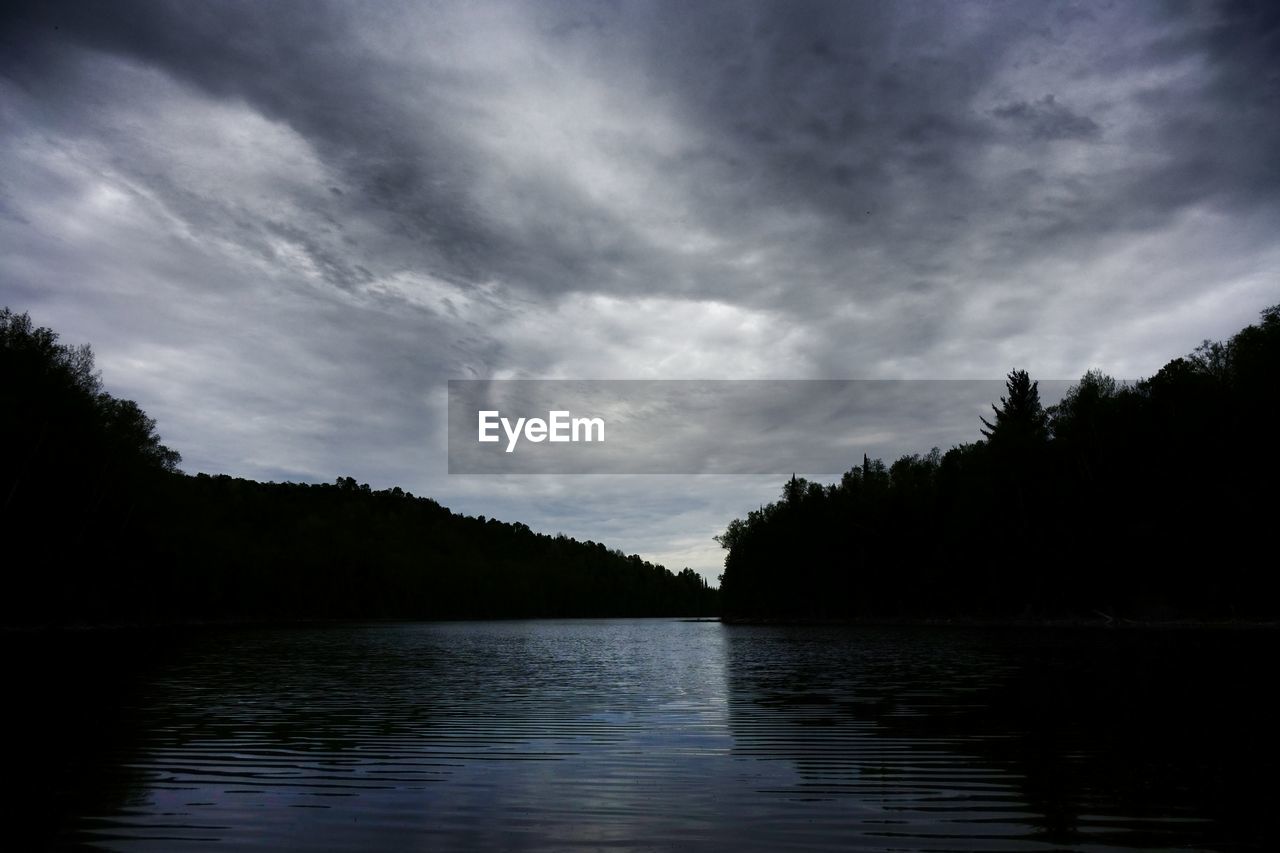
[0,307,716,624]
[718,305,1280,622]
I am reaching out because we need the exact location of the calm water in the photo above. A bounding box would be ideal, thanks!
[6,620,1276,851]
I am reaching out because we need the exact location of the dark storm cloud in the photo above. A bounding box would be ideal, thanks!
[5,1,1279,314]
[2,0,502,294]
[2,0,740,307]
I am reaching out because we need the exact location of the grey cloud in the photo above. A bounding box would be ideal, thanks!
[992,95,1100,140]
[6,1,1279,320]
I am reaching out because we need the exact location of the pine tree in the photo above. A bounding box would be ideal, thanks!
[980,369,1048,446]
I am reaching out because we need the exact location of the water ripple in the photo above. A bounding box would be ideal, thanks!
[8,620,1273,851]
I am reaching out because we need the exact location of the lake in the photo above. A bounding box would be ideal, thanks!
[7,620,1275,851]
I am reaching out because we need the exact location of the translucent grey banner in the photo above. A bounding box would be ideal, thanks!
[447,379,1075,475]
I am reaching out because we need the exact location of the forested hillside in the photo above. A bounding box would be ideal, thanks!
[1,308,716,624]
[718,305,1280,622]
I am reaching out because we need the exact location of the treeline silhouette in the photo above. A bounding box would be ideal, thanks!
[1,307,716,624]
[719,304,1280,622]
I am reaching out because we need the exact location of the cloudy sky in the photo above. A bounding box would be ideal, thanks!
[2,0,1277,580]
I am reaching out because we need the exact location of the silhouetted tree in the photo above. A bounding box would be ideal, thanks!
[981,369,1048,446]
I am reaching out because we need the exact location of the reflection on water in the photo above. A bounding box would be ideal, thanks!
[723,626,1276,850]
[6,621,1275,851]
